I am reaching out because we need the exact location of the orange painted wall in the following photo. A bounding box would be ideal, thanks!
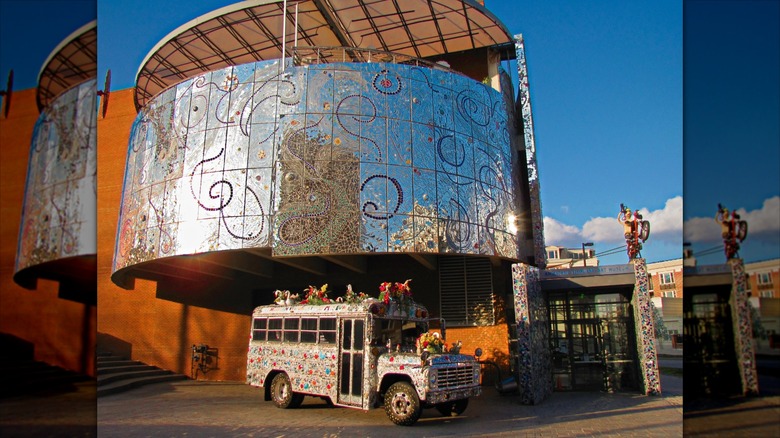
[96,89,251,381]
[0,88,96,376]
[444,324,511,384]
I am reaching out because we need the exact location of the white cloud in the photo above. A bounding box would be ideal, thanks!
[682,216,721,243]
[582,216,621,243]
[543,216,581,246]
[638,196,683,242]
[685,196,780,245]
[579,196,683,244]
[738,196,780,239]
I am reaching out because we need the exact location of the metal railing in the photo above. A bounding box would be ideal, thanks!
[291,46,466,77]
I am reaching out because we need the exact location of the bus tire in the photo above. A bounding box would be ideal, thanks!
[435,398,469,416]
[270,373,298,409]
[384,382,422,426]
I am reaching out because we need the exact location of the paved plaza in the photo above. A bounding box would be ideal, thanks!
[92,376,683,438]
[4,367,779,437]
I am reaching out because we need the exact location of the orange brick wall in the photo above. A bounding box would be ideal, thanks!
[748,271,779,298]
[650,270,683,298]
[97,89,251,381]
[441,323,511,384]
[96,89,518,383]
[0,88,96,376]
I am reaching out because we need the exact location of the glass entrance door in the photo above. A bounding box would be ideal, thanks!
[683,288,740,397]
[549,291,639,392]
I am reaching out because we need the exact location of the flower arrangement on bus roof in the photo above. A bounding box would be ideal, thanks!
[378,279,413,305]
[341,284,370,304]
[300,283,331,305]
[418,332,445,354]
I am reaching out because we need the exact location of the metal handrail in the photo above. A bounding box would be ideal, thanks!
[291,46,466,77]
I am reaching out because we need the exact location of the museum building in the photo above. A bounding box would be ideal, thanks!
[0,21,97,377]
[94,0,660,402]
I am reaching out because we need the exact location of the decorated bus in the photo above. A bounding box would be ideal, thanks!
[247,282,482,425]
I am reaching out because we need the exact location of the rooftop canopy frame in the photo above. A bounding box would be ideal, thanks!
[134,0,515,109]
[37,20,97,111]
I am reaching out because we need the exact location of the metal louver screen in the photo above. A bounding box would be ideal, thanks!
[439,256,494,326]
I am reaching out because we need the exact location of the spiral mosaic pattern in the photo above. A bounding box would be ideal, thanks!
[114,59,521,273]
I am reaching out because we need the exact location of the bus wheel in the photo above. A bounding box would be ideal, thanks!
[435,398,469,416]
[270,373,299,409]
[384,382,422,426]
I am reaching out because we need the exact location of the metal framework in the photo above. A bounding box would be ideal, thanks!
[37,21,97,111]
[134,0,514,109]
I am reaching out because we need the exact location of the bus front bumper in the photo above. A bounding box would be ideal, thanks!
[425,385,481,405]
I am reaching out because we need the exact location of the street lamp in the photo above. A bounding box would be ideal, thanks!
[582,242,594,266]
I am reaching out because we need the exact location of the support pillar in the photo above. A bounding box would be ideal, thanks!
[511,263,551,404]
[728,258,759,395]
[631,258,661,395]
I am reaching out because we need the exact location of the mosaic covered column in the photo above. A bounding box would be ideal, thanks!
[515,35,546,268]
[631,258,661,395]
[728,258,759,395]
[14,79,97,287]
[511,263,551,404]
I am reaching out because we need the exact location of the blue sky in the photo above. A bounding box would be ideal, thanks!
[0,1,95,90]
[96,0,685,265]
[682,0,780,265]
[3,0,776,266]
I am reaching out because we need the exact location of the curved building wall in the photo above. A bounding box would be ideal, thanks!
[113,60,521,274]
[15,79,97,275]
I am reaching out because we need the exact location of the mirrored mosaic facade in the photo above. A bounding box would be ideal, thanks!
[16,79,97,273]
[113,60,522,272]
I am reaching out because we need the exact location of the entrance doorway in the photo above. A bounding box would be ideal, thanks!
[549,290,639,392]
[683,287,740,397]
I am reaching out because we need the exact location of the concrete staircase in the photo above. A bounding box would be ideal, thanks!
[0,359,93,397]
[97,354,188,396]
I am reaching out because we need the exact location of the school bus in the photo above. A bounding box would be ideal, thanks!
[247,298,482,425]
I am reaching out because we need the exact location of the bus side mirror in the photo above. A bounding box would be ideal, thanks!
[474,348,483,359]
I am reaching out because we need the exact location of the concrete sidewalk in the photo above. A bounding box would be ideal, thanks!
[95,379,683,437]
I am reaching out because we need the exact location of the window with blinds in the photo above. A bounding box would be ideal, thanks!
[439,256,495,326]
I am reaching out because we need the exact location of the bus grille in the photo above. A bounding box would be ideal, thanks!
[436,365,476,389]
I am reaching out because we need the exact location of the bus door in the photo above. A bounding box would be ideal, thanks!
[338,318,365,406]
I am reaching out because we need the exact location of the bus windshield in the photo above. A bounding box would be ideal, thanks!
[373,319,428,353]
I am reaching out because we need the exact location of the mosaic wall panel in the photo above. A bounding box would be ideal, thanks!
[511,263,552,405]
[16,79,97,274]
[114,60,523,273]
[728,258,759,395]
[515,35,546,268]
[631,259,661,395]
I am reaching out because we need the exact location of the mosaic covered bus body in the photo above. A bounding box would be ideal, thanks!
[247,300,481,412]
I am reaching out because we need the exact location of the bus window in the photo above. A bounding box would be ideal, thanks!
[301,318,317,343]
[252,318,267,341]
[343,320,352,349]
[320,317,336,344]
[354,319,364,350]
[268,318,282,342]
[284,318,300,342]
